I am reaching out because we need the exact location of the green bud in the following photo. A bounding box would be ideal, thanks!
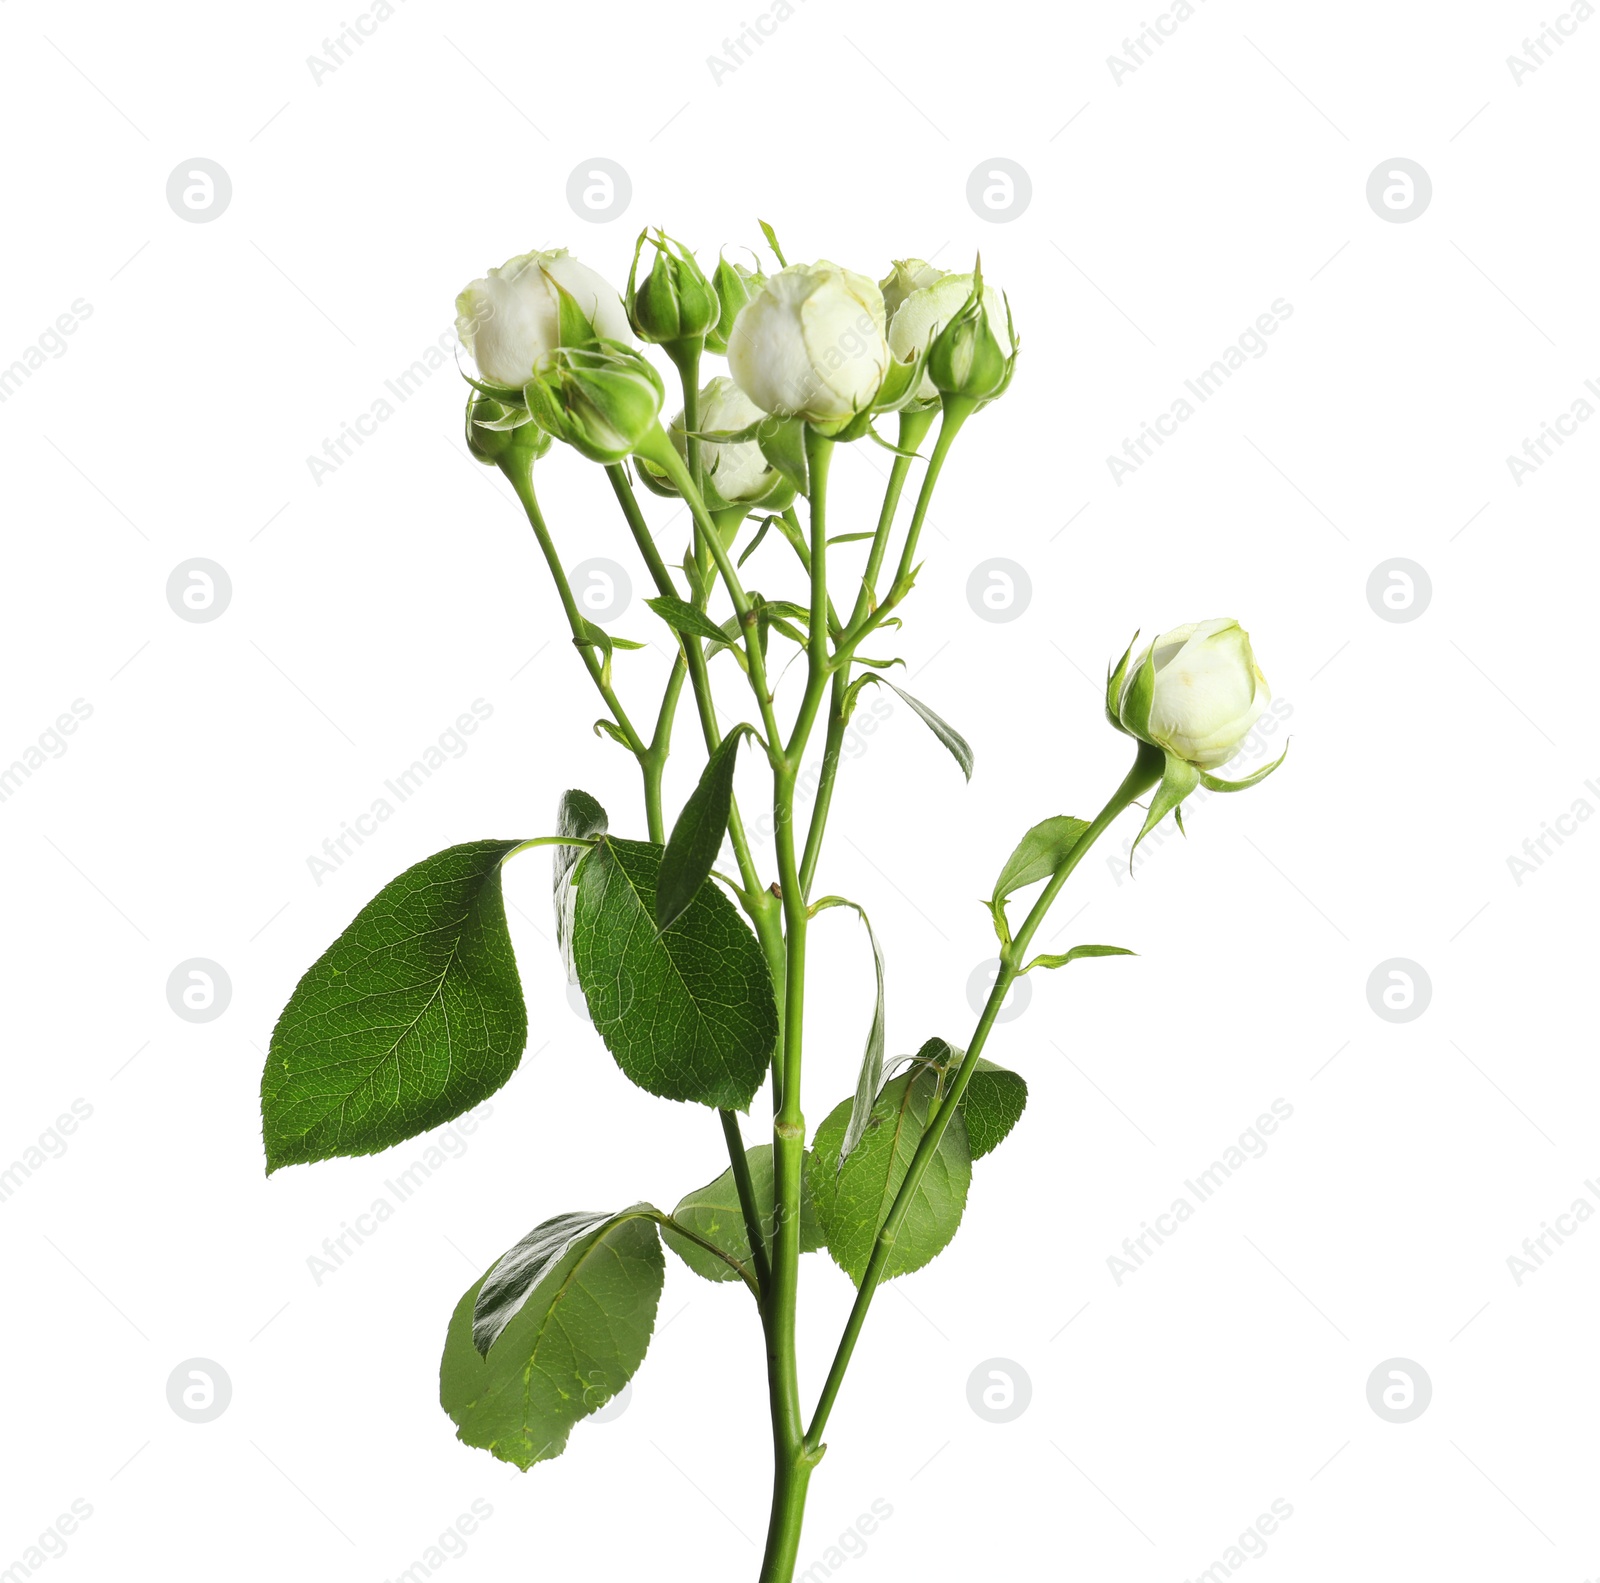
[704,254,765,355]
[626,230,720,347]
[524,343,665,465]
[464,391,552,470]
[926,261,1016,405]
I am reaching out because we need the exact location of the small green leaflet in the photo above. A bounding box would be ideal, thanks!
[572,836,778,1110]
[1024,943,1136,972]
[261,840,528,1174]
[992,816,1089,903]
[554,790,608,981]
[573,619,645,688]
[663,1144,824,1283]
[988,815,1089,943]
[810,898,886,1170]
[807,1066,971,1286]
[850,675,973,781]
[440,1208,664,1469]
[737,515,774,567]
[656,726,755,933]
[645,594,732,647]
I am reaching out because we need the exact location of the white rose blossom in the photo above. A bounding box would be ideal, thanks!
[456,248,633,387]
[726,262,889,424]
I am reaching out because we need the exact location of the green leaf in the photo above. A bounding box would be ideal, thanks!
[704,612,747,661]
[573,836,778,1109]
[844,675,966,781]
[262,840,527,1174]
[736,515,775,568]
[663,1144,824,1283]
[1024,943,1136,972]
[901,1038,1026,1162]
[645,594,732,647]
[882,679,972,780]
[440,1207,664,1470]
[960,1058,1028,1160]
[554,790,608,981]
[992,816,1090,904]
[573,618,614,686]
[811,898,886,1169]
[808,1066,971,1286]
[656,727,755,933]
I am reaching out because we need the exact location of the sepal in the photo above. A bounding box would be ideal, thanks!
[1198,741,1289,792]
[1131,752,1200,858]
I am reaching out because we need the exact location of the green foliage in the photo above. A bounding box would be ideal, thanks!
[663,1144,824,1283]
[992,815,1089,902]
[572,836,778,1109]
[656,726,755,932]
[553,790,608,979]
[881,679,974,781]
[988,815,1090,942]
[811,898,886,1169]
[1024,943,1136,972]
[808,1065,971,1286]
[440,1208,664,1469]
[908,1037,1027,1160]
[261,840,527,1174]
[955,1057,1028,1160]
[645,594,734,647]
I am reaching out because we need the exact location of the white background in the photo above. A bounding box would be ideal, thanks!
[3,0,1597,1579]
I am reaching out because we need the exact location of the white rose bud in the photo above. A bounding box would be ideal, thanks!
[727,261,889,424]
[696,377,783,504]
[888,272,1012,403]
[1107,618,1283,853]
[456,248,633,387]
[638,376,786,508]
[1120,619,1267,767]
[880,258,946,322]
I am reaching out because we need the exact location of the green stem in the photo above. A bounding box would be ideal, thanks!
[607,462,764,899]
[666,341,705,498]
[635,426,784,758]
[757,1458,815,1583]
[754,425,843,1582]
[504,460,647,757]
[759,756,814,1582]
[887,397,972,597]
[644,1210,760,1298]
[803,743,1165,1453]
[782,429,834,763]
[797,407,933,898]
